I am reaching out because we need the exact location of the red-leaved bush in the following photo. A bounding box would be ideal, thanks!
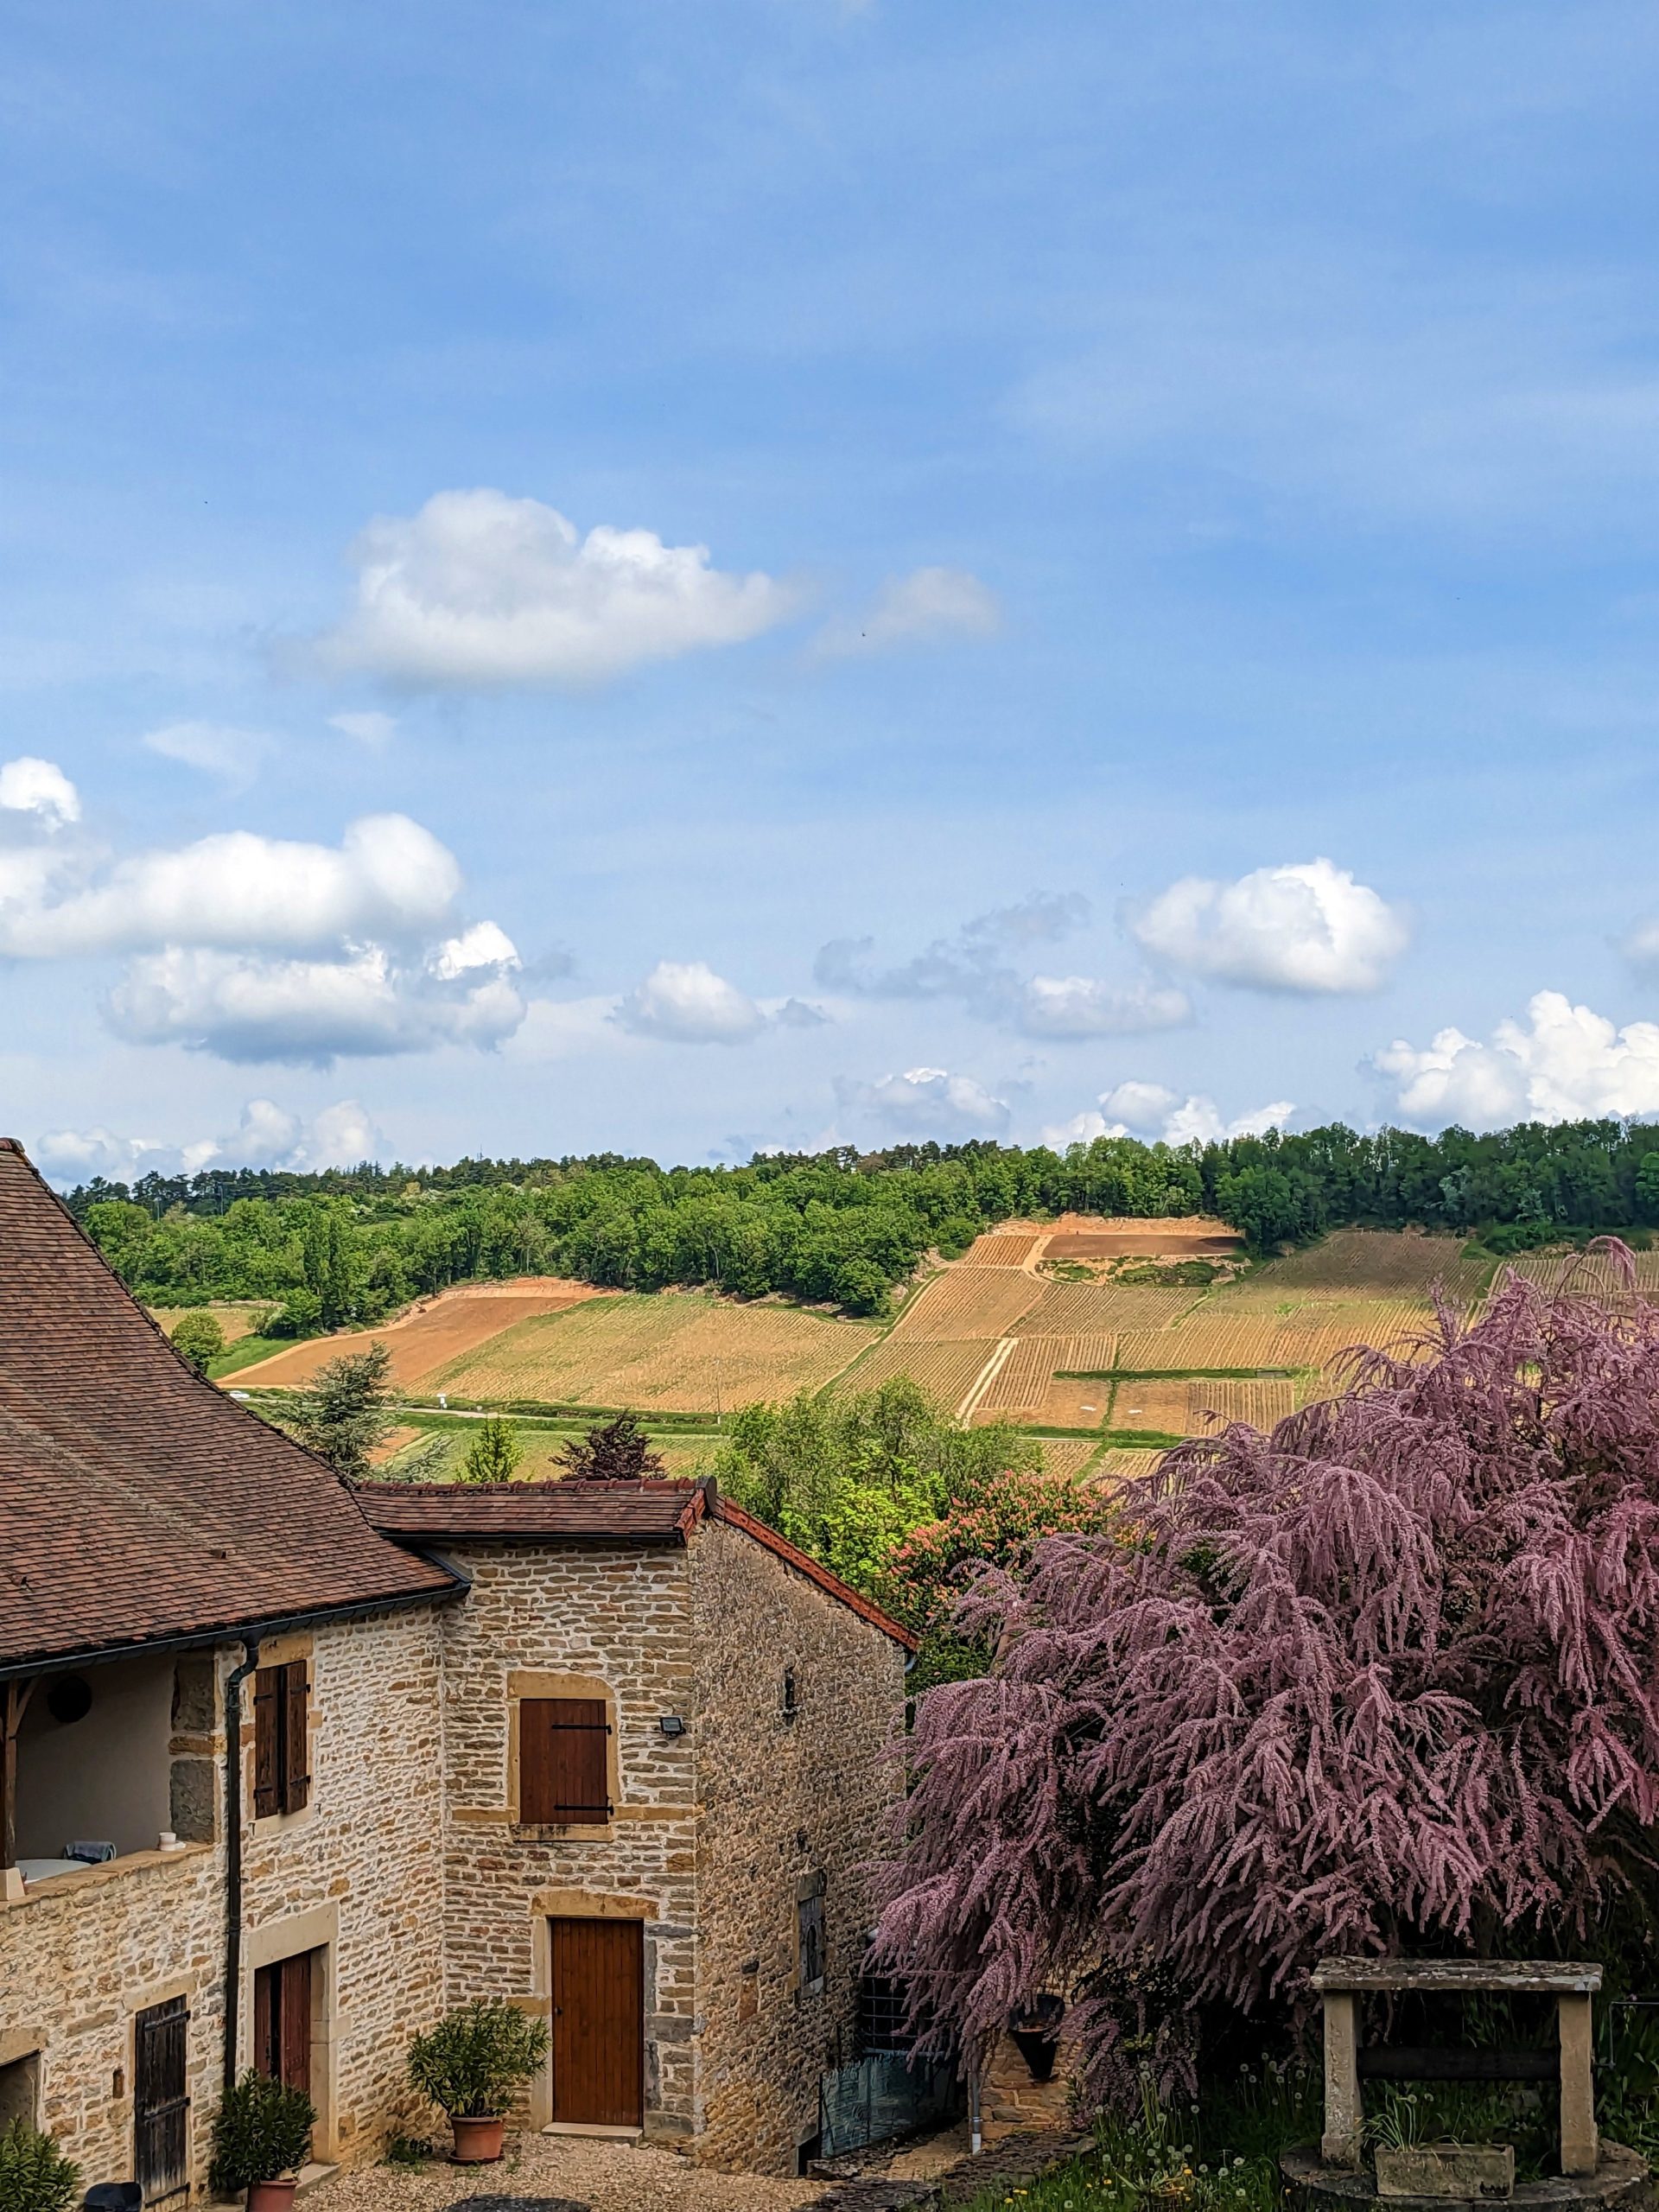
[870,1257,1659,2080]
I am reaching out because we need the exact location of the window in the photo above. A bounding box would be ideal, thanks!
[798,1886,825,1996]
[252,1662,309,1819]
[0,2053,40,2131]
[780,1666,798,1721]
[253,1952,317,2101]
[519,1697,610,1825]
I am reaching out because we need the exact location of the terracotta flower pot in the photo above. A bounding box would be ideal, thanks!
[449,2116,505,2164]
[246,2180,299,2212]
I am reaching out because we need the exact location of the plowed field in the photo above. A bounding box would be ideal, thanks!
[961,1232,1046,1267]
[1109,1380,1198,1433]
[1033,1375,1114,1428]
[1010,1281,1201,1337]
[1186,1378,1297,1428]
[834,1336,995,1411]
[429,1293,879,1412]
[1222,1230,1490,1305]
[888,1269,1044,1341]
[232,1278,613,1389]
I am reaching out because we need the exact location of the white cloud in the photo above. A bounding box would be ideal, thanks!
[143,721,270,784]
[838,1065,1012,1141]
[615,959,768,1045]
[1131,858,1408,994]
[313,489,792,686]
[105,943,524,1067]
[0,762,523,1067]
[1372,989,1659,1131]
[1041,1079,1294,1149]
[0,756,79,827]
[816,565,1001,657]
[817,895,1189,1039]
[0,810,461,959]
[36,1097,384,1185]
[329,710,397,747]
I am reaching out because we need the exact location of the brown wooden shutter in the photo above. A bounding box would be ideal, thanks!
[281,1662,310,1813]
[520,1698,609,1824]
[252,1669,281,1820]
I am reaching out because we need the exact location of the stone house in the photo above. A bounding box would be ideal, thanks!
[0,1138,913,2192]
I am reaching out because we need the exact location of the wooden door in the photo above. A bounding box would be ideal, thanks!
[134,1996,190,2204]
[550,1917,643,2127]
[252,1952,313,2095]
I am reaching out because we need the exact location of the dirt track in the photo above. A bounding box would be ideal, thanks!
[226,1279,611,1390]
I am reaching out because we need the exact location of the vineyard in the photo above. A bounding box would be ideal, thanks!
[1220,1229,1491,1304]
[834,1336,996,1411]
[888,1268,1044,1340]
[1506,1244,1659,1296]
[1011,1280,1202,1336]
[959,1230,1046,1267]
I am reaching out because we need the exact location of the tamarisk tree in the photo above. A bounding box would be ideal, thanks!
[871,1256,1659,2082]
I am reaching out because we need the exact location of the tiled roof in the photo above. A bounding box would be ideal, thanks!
[356,1478,918,1649]
[0,1140,458,1674]
[355,1478,706,1544]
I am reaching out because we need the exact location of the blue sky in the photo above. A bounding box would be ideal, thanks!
[7,0,1659,1179]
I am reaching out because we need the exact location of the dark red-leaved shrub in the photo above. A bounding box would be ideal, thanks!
[871,1257,1659,2081]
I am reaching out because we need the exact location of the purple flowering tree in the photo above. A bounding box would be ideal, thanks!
[871,1258,1659,2082]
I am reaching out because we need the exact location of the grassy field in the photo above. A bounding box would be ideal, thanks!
[429,1291,881,1413]
[149,1301,270,1344]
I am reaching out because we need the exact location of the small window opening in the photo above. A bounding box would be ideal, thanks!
[798,1888,825,1996]
[780,1666,798,1721]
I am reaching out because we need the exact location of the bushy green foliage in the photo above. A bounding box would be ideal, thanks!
[208,2071,316,2191]
[0,2120,79,2212]
[283,1344,394,1478]
[168,1309,225,1374]
[704,1376,1041,1593]
[406,2000,550,2119]
[457,1414,524,1484]
[556,1410,664,1478]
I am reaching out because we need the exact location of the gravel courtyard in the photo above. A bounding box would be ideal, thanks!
[312,2133,820,2212]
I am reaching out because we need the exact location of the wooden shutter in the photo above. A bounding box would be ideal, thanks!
[281,1662,310,1813]
[520,1698,609,1824]
[252,1669,281,1820]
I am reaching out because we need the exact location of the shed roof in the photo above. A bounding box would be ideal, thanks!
[0,1139,458,1675]
[354,1477,918,1649]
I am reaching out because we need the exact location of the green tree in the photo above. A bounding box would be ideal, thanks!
[168,1310,226,1376]
[286,1344,394,1478]
[458,1415,524,1484]
[0,2119,79,2212]
[556,1411,664,1479]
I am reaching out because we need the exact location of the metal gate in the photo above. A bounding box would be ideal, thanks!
[817,2051,957,2158]
[134,1996,190,2204]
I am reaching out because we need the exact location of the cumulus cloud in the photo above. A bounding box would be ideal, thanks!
[143,721,270,785]
[815,565,1001,657]
[817,895,1191,1039]
[615,960,768,1045]
[35,1097,384,1185]
[1372,989,1659,1131]
[0,756,79,827]
[837,1065,1012,1140]
[0,756,523,1067]
[312,489,792,686]
[1131,858,1408,994]
[1042,1079,1294,1149]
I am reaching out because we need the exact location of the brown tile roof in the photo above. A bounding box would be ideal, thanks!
[0,1140,458,1674]
[355,1478,918,1649]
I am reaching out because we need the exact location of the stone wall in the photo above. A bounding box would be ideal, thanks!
[432,1540,702,2140]
[689,1516,908,2175]
[0,1603,448,2193]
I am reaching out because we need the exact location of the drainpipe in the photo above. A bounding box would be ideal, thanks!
[223,1637,261,2093]
[969,2050,982,2156]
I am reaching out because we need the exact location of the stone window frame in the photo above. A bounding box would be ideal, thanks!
[505,1671,621,1838]
[0,2030,43,2130]
[246,1633,316,1840]
[244,1904,339,2162]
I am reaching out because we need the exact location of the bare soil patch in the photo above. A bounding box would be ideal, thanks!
[228,1279,611,1390]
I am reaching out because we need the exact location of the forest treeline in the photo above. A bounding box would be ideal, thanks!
[62,1116,1659,1328]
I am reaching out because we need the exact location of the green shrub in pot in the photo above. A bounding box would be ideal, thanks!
[407,2000,550,2120]
[0,2118,79,2212]
[208,2071,316,2195]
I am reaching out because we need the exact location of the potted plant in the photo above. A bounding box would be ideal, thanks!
[209,2070,316,2212]
[0,2117,79,2212]
[406,1999,550,2163]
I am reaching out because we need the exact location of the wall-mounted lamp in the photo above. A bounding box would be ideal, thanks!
[658,1714,687,1738]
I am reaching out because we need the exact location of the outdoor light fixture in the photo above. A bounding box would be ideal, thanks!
[658,1714,686,1737]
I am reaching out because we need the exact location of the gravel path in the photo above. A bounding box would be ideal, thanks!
[312,2133,818,2212]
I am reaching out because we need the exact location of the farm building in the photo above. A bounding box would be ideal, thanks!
[0,1137,912,2189]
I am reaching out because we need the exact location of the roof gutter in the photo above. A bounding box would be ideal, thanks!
[0,1573,468,1685]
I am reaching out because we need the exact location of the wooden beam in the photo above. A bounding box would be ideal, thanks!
[2,1680,35,1897]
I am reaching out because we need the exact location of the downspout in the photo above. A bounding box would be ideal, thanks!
[223,1637,261,2093]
